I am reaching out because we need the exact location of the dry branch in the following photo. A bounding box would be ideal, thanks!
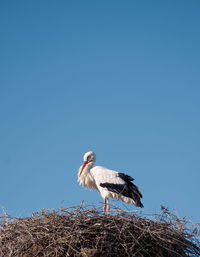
[0,204,199,257]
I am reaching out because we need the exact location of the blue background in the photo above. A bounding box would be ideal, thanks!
[0,1,199,222]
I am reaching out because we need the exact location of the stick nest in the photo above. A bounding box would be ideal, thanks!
[0,204,199,257]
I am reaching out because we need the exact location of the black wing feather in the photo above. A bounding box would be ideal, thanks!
[100,172,143,207]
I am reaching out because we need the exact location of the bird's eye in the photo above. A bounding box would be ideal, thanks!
[87,156,93,162]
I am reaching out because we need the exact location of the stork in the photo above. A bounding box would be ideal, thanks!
[78,151,143,213]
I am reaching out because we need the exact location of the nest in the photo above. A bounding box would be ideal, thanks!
[0,204,199,257]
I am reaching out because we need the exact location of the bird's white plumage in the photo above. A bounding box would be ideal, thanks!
[78,151,143,207]
[92,166,135,204]
[78,164,97,189]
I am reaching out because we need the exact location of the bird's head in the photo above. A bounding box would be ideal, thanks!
[79,151,96,177]
[83,151,96,163]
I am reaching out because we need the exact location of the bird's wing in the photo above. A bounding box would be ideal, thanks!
[90,166,124,185]
[118,172,135,181]
[90,167,143,207]
[100,180,143,207]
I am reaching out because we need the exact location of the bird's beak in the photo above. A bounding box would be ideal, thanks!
[79,161,88,176]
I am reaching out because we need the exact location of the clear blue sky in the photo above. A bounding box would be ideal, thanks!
[0,1,200,222]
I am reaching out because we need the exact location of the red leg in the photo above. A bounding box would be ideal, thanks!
[106,198,110,214]
[103,198,107,213]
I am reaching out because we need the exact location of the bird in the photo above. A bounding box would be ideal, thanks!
[78,151,143,213]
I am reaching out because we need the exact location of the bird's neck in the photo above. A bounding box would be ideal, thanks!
[86,162,94,172]
[79,162,94,178]
[78,162,96,189]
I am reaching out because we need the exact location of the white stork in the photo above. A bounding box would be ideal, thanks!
[78,151,143,213]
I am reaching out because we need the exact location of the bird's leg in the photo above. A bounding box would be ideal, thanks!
[103,198,107,213]
[106,198,110,214]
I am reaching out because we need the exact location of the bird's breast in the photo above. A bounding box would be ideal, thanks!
[78,167,97,189]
